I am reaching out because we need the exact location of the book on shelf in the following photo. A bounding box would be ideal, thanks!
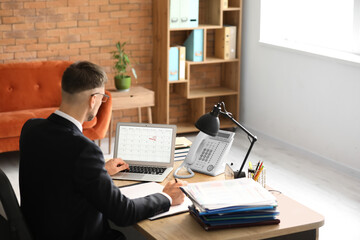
[169,47,179,81]
[170,0,199,29]
[184,29,203,62]
[177,46,186,80]
[180,178,280,230]
[215,26,237,60]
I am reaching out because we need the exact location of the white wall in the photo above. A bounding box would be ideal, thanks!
[241,0,360,172]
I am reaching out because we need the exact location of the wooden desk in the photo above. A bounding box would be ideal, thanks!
[108,87,155,153]
[114,162,325,240]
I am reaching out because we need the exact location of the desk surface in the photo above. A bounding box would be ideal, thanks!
[114,161,324,240]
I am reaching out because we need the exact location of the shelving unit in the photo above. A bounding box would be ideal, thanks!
[153,0,243,133]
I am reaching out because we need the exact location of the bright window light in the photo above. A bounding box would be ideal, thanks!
[260,0,360,61]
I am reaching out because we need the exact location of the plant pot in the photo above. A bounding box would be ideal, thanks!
[114,75,131,91]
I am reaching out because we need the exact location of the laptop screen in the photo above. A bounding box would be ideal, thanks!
[114,123,176,165]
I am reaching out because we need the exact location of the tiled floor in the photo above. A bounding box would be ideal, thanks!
[1,129,359,239]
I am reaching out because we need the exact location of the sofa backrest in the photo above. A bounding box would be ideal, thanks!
[0,61,72,112]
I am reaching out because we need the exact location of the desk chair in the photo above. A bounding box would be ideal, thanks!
[0,169,32,240]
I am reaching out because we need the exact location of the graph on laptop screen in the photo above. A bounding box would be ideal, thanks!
[116,125,173,163]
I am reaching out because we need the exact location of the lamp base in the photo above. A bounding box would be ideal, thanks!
[234,171,246,179]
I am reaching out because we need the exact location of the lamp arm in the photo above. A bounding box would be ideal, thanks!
[220,111,257,178]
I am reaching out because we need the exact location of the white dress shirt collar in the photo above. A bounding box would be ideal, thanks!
[54,110,83,132]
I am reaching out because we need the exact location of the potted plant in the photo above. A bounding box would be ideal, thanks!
[112,41,137,91]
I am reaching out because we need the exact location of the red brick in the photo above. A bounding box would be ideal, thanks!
[88,26,109,34]
[3,31,26,38]
[4,45,25,53]
[57,7,79,14]
[78,20,98,27]
[120,4,140,10]
[0,38,15,46]
[70,55,90,61]
[69,42,90,49]
[47,29,68,37]
[68,0,89,7]
[90,40,110,47]
[37,50,59,58]
[38,37,59,44]
[35,22,57,30]
[110,11,129,18]
[25,16,46,23]
[13,23,35,31]
[46,0,68,8]
[89,12,109,20]
[59,48,80,57]
[60,34,81,42]
[0,9,13,17]
[48,43,68,50]
[118,17,138,24]
[1,2,23,9]
[99,18,119,26]
[100,5,120,12]
[16,38,37,45]
[15,51,37,59]
[2,16,25,24]
[26,44,48,51]
[89,0,109,6]
[24,2,46,9]
[57,21,78,28]
[80,6,98,13]
[0,53,14,61]
[81,48,100,54]
[69,27,89,35]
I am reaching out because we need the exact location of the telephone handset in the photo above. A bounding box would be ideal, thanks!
[173,130,235,178]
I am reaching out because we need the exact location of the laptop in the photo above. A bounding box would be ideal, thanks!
[112,122,177,182]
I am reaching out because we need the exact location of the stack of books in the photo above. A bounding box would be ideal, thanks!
[174,137,192,161]
[180,178,280,230]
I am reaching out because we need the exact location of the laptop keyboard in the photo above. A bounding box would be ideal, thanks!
[123,166,167,175]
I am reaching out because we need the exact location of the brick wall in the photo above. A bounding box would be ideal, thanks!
[0,0,153,129]
[0,0,220,135]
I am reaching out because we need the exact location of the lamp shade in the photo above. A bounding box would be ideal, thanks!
[195,112,220,137]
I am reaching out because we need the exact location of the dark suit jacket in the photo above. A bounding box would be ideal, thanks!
[19,113,170,240]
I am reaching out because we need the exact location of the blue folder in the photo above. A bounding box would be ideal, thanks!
[169,47,179,81]
[184,29,203,62]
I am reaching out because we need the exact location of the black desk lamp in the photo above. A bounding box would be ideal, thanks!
[195,102,257,178]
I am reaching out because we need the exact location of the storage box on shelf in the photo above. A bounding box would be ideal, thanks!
[153,0,242,134]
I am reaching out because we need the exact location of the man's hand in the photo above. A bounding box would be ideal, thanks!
[105,158,129,176]
[162,179,188,206]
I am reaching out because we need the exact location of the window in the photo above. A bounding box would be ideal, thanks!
[260,0,360,62]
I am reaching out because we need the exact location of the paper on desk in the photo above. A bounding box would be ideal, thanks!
[120,182,192,220]
[181,178,277,211]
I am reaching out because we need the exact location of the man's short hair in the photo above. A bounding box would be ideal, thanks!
[62,61,108,94]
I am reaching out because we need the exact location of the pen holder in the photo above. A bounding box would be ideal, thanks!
[248,167,266,188]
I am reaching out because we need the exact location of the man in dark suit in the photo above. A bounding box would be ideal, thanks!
[19,61,186,240]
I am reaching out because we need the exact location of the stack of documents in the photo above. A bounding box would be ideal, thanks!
[180,178,280,230]
[174,137,192,161]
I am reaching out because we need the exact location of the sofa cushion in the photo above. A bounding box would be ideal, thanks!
[0,61,72,112]
[0,108,57,138]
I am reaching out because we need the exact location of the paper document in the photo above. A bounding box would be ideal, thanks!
[120,182,192,220]
[181,178,277,211]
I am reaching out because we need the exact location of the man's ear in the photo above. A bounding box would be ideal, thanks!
[89,95,96,109]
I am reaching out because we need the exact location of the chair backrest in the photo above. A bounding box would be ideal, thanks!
[0,169,32,240]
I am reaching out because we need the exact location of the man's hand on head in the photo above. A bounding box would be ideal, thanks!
[105,158,129,175]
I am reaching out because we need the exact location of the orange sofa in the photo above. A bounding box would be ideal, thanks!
[0,61,112,154]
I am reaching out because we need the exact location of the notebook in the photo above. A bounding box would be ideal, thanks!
[112,122,177,182]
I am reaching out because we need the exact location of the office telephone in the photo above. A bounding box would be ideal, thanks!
[174,130,235,178]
